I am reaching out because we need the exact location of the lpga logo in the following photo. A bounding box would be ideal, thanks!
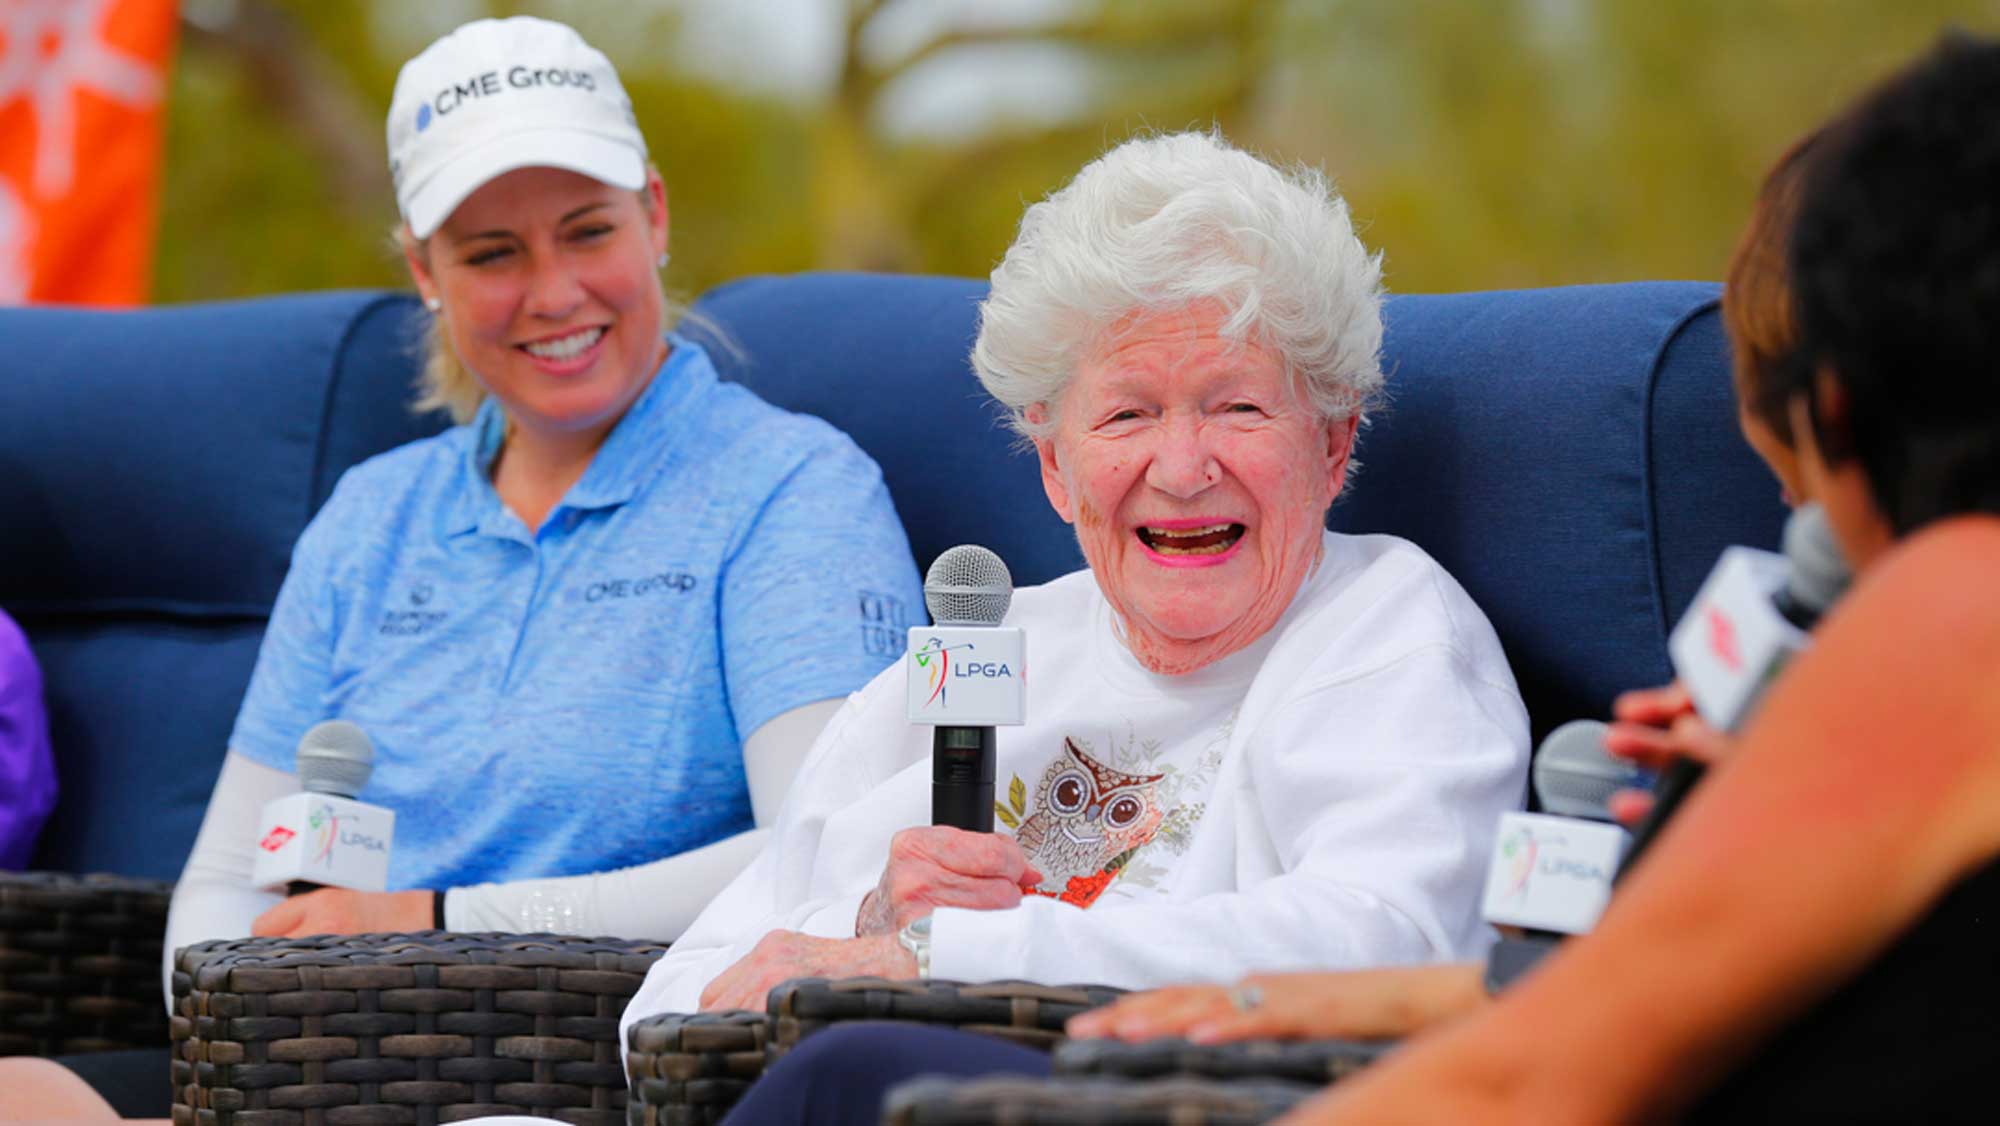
[305,800,389,868]
[308,801,342,869]
[1499,821,1612,900]
[912,637,974,708]
[1499,824,1544,900]
[1483,811,1624,935]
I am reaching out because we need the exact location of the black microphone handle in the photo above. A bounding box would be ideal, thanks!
[932,725,996,832]
[1614,757,1707,884]
[286,880,322,897]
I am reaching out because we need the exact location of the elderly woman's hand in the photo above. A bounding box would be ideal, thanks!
[1603,681,1735,826]
[1065,965,1487,1045]
[853,826,1044,937]
[698,931,913,1012]
[252,888,435,938]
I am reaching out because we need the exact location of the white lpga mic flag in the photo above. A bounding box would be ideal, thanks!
[251,720,396,892]
[1669,546,1812,732]
[252,793,395,892]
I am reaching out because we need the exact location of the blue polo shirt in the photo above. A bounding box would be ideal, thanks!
[229,336,922,890]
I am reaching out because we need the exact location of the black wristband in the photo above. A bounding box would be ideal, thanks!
[432,889,448,930]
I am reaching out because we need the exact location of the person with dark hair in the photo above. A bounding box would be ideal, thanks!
[1301,32,2000,1123]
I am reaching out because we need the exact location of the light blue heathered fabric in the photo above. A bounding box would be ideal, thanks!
[228,336,923,890]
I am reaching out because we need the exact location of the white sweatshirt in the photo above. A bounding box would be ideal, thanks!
[622,532,1530,1028]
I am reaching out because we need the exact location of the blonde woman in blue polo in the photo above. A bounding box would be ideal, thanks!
[160,17,922,989]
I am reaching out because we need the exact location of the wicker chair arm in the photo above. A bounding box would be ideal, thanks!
[170,929,668,1126]
[882,1073,1317,1125]
[0,869,174,1056]
[1052,1035,1389,1085]
[623,1009,772,1126]
[623,976,1126,1124]
[766,976,1127,1053]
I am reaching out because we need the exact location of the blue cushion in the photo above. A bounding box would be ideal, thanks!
[686,274,1086,589]
[0,291,443,877]
[1340,285,1787,736]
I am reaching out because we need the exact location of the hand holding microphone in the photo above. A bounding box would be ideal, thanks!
[1618,504,1851,874]
[854,826,1045,937]
[248,721,432,938]
[1481,720,1638,935]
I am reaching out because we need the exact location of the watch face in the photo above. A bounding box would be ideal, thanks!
[910,915,933,938]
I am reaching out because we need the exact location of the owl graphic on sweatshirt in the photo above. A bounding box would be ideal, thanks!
[1015,739,1166,906]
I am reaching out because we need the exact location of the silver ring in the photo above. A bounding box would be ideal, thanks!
[1226,983,1264,1013]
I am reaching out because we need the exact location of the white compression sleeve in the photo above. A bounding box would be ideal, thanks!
[445,698,844,939]
[161,752,294,1012]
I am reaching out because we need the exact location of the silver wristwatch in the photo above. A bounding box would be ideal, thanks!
[897,913,933,980]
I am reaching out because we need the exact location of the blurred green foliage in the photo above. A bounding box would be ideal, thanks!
[152,0,2000,304]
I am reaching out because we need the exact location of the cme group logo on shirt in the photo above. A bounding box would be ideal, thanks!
[567,570,700,606]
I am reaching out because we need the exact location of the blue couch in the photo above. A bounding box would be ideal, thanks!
[0,274,1783,884]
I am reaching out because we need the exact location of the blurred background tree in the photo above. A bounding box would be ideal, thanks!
[155,0,1999,303]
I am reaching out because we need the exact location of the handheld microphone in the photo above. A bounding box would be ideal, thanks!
[1482,721,1632,935]
[1667,504,1848,733]
[1621,505,1851,876]
[1532,719,1653,822]
[251,720,397,893]
[907,546,1025,832]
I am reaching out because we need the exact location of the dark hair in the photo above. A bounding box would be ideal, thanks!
[1786,32,2000,534]
[1724,128,1831,446]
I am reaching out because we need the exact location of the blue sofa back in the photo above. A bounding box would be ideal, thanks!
[0,275,1783,880]
[0,294,448,878]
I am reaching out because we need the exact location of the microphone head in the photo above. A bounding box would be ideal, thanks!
[1781,503,1850,616]
[924,545,1013,626]
[296,720,375,798]
[1531,719,1648,821]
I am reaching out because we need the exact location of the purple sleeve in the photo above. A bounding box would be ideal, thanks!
[0,611,57,870]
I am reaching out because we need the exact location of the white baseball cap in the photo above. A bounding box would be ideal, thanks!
[387,17,648,240]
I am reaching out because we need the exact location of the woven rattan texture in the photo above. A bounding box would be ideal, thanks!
[623,977,1126,1124]
[170,931,667,1126]
[770,977,1127,1053]
[623,1010,771,1126]
[0,870,173,1055]
[883,1074,1316,1125]
[1053,1036,1389,1085]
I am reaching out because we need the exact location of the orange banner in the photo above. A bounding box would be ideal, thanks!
[0,0,177,306]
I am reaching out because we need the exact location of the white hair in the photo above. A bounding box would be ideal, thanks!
[972,130,1385,440]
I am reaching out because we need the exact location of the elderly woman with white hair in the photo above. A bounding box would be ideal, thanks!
[618,130,1529,1089]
